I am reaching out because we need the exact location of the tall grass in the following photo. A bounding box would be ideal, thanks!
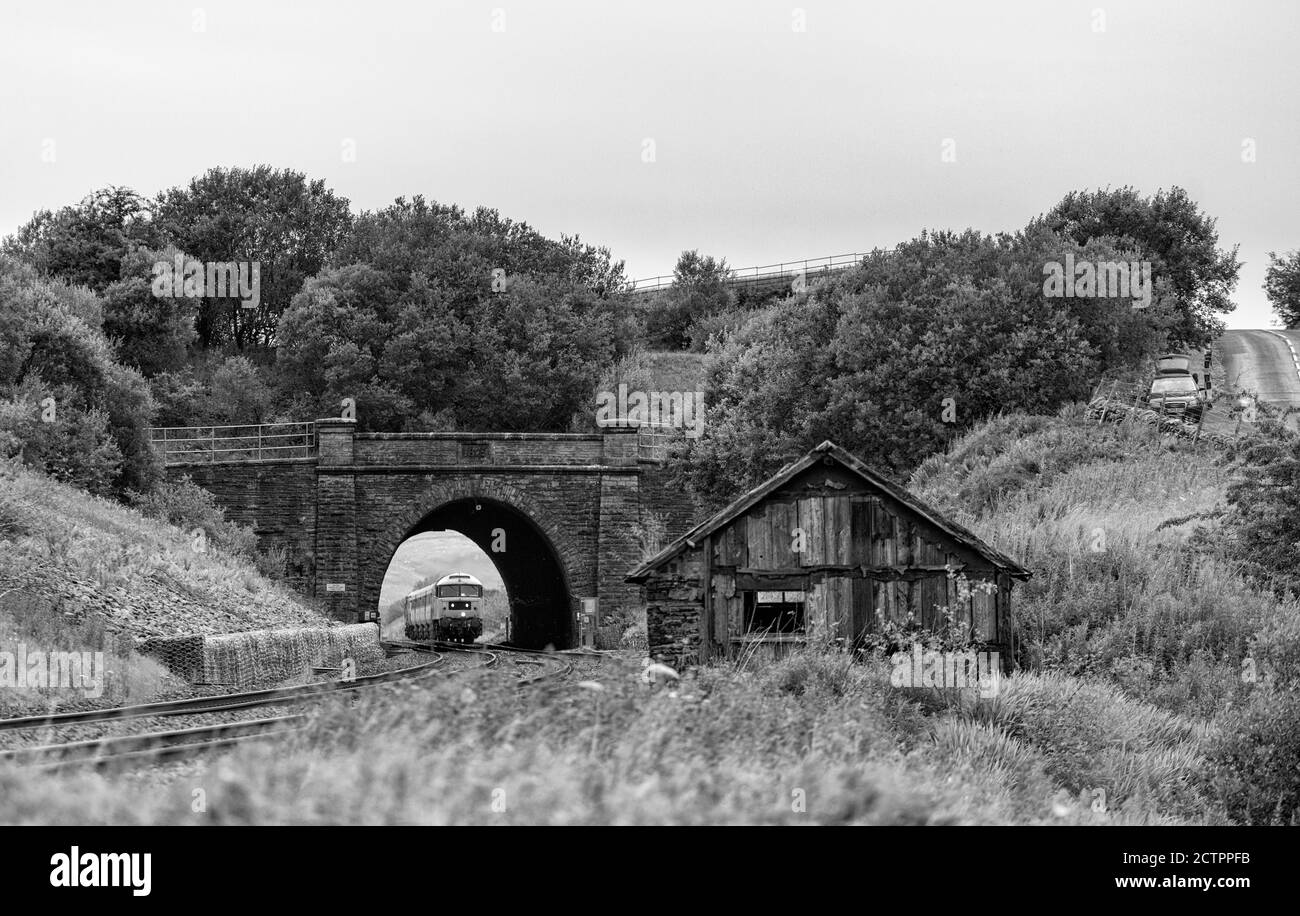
[0,649,1223,825]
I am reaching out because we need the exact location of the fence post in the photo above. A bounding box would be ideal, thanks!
[258,426,263,462]
[210,427,215,463]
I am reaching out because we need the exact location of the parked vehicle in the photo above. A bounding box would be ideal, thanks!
[1146,352,1208,420]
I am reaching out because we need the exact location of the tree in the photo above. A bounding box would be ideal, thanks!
[1264,249,1300,327]
[645,250,735,350]
[671,226,1150,507]
[276,265,617,433]
[274,197,627,432]
[207,355,276,425]
[1041,186,1240,347]
[152,166,353,349]
[331,196,629,302]
[1,186,156,292]
[101,247,197,377]
[0,255,158,493]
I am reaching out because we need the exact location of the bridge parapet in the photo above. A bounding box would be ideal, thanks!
[353,431,609,467]
[316,417,356,465]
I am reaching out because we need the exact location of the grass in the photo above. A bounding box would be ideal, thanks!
[2,403,1298,823]
[0,649,1227,825]
[0,458,325,631]
[0,457,331,714]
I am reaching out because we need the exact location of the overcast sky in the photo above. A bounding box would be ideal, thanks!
[1,0,1296,327]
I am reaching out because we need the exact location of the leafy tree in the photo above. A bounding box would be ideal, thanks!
[2,186,156,292]
[275,198,626,431]
[1264,249,1300,327]
[672,227,1153,506]
[0,387,123,496]
[1041,186,1239,346]
[101,247,196,377]
[0,255,158,493]
[206,355,276,425]
[645,250,735,350]
[277,265,616,432]
[331,196,629,300]
[152,166,353,349]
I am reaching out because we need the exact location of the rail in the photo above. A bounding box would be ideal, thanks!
[630,251,867,294]
[149,422,316,465]
[636,422,686,462]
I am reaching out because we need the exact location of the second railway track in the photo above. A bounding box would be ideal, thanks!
[0,638,595,770]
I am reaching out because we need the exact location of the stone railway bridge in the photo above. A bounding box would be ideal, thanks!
[164,420,696,650]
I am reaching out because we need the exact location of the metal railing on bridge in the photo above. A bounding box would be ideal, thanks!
[630,251,867,296]
[636,423,686,462]
[149,422,316,465]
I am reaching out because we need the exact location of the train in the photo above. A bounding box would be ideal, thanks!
[402,572,485,643]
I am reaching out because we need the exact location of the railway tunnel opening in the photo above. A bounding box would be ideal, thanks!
[379,497,574,650]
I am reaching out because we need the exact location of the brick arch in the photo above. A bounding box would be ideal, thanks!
[380,478,586,591]
[366,478,591,647]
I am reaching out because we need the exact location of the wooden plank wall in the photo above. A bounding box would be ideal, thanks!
[705,482,1007,652]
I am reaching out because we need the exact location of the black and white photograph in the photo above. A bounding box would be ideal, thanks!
[0,0,1295,887]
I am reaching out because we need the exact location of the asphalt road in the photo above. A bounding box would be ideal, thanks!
[1214,329,1300,431]
[1219,330,1300,405]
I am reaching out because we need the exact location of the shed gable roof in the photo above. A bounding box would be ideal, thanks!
[626,440,1031,582]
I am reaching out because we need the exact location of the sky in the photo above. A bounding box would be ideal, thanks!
[1,0,1296,329]
[378,531,505,609]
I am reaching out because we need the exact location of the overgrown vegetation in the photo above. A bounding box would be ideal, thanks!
[2,171,1285,825]
[907,406,1300,822]
[0,646,1236,825]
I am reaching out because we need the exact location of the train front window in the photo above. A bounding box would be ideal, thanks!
[435,583,482,597]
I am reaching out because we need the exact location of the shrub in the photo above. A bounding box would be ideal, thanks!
[0,391,123,496]
[1207,687,1300,824]
[127,476,256,558]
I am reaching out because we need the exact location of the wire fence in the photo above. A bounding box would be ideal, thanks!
[149,422,316,465]
[1086,382,1236,447]
[140,624,382,687]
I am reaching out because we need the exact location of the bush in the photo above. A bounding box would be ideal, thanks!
[1208,687,1300,824]
[0,256,158,493]
[0,391,123,496]
[127,476,256,558]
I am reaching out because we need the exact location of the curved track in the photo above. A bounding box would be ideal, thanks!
[0,637,596,770]
[0,646,454,769]
[392,639,577,686]
[0,648,445,733]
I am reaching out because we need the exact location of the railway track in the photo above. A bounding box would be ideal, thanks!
[0,645,455,769]
[0,647,447,734]
[1,715,309,770]
[0,639,594,771]
[397,639,580,685]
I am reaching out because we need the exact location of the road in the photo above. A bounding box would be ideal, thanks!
[1218,330,1300,406]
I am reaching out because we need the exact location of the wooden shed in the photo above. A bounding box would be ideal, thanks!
[626,440,1031,670]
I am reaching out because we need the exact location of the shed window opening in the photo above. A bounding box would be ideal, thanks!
[743,590,806,635]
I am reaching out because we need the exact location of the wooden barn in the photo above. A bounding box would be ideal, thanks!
[626,440,1031,670]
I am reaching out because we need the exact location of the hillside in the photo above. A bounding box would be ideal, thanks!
[6,406,1296,823]
[0,459,331,711]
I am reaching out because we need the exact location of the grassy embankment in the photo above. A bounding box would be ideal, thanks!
[0,459,330,712]
[2,405,1297,824]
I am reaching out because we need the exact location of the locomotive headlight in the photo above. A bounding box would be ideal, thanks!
[461,611,466,617]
